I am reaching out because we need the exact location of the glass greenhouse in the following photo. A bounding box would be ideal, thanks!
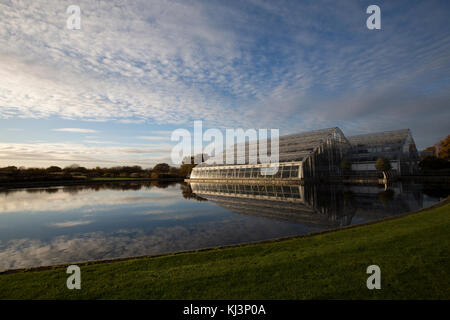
[347,129,419,175]
[189,127,350,181]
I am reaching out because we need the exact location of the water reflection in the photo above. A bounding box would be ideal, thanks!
[190,183,356,227]
[0,182,178,214]
[0,182,446,270]
[189,182,444,227]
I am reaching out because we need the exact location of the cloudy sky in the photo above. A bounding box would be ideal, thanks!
[0,0,449,168]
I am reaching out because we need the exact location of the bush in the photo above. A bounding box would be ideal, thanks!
[419,156,450,171]
[375,157,392,172]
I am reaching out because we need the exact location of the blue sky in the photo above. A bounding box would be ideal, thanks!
[0,0,449,167]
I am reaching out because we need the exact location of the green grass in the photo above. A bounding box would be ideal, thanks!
[1,201,449,300]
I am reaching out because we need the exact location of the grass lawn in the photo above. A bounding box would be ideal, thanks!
[0,200,449,300]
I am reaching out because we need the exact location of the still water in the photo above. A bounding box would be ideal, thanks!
[0,181,446,270]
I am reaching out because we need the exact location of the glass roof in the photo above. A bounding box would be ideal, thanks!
[197,127,349,167]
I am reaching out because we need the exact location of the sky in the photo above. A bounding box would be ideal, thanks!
[0,0,449,168]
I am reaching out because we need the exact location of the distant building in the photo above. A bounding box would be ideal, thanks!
[347,129,419,176]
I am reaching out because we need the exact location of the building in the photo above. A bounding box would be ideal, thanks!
[189,127,350,182]
[188,127,419,182]
[347,129,419,176]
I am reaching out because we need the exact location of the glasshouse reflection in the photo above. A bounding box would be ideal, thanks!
[189,182,427,227]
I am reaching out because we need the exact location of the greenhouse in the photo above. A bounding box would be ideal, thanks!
[347,129,419,175]
[189,127,350,181]
[188,127,419,181]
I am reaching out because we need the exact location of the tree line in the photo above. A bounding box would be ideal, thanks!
[0,162,196,183]
[420,134,450,172]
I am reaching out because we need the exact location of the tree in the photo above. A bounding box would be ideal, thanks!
[0,166,18,174]
[182,153,209,164]
[438,135,450,160]
[375,157,392,181]
[152,163,170,173]
[179,163,195,177]
[419,156,450,171]
[168,167,179,176]
[64,164,80,173]
[47,166,62,172]
[425,146,436,157]
[375,157,392,172]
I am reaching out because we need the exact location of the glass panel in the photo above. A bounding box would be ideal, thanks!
[291,166,299,178]
[282,166,291,178]
[291,187,300,198]
[275,167,282,178]
[275,186,283,196]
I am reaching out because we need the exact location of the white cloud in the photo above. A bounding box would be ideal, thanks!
[52,128,98,133]
[50,220,93,228]
[0,215,316,269]
[0,141,175,168]
[137,136,169,141]
[0,0,448,146]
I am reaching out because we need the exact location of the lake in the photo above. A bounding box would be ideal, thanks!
[0,181,447,270]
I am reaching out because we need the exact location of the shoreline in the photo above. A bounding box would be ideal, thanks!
[1,175,448,191]
[0,177,185,190]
